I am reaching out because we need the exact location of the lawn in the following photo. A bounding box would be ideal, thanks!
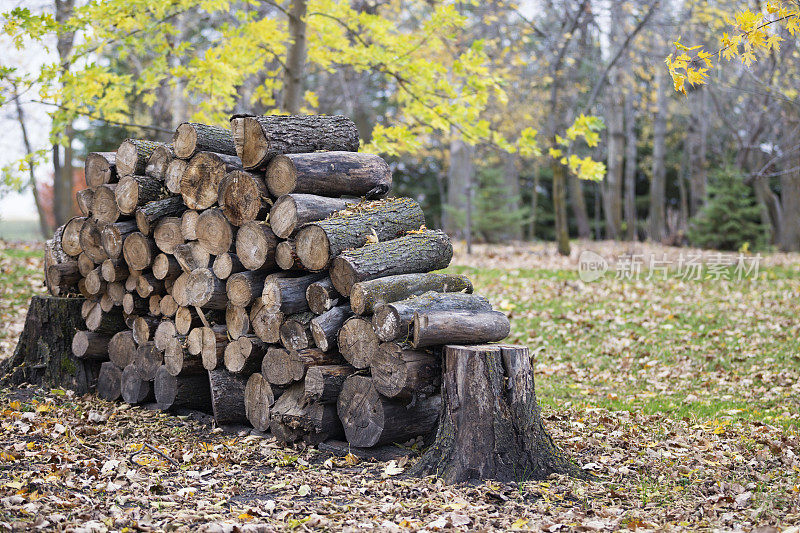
[0,239,799,531]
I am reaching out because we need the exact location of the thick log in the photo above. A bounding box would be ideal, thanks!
[310,304,352,352]
[218,170,269,226]
[154,216,185,254]
[208,368,249,425]
[266,153,391,199]
[232,114,359,170]
[101,258,129,283]
[61,216,86,257]
[71,330,110,360]
[97,361,123,401]
[262,272,323,314]
[180,210,198,240]
[200,325,228,370]
[91,184,121,224]
[212,252,244,280]
[85,306,126,335]
[165,158,188,195]
[154,320,177,351]
[412,310,510,348]
[225,303,250,340]
[135,196,186,235]
[196,208,234,255]
[275,239,304,271]
[123,293,149,315]
[174,122,236,159]
[108,330,136,368]
[174,242,210,273]
[268,382,306,443]
[330,230,453,296]
[153,253,181,281]
[135,272,164,298]
[295,198,425,271]
[337,375,440,448]
[303,364,355,404]
[131,315,157,345]
[271,382,343,445]
[85,152,117,188]
[122,232,155,271]
[46,261,81,296]
[234,221,277,271]
[371,343,439,399]
[244,373,281,432]
[250,300,282,343]
[279,311,315,351]
[305,277,341,315]
[159,294,178,317]
[77,253,95,277]
[226,270,267,308]
[350,273,473,316]
[116,175,171,215]
[76,188,94,217]
[121,364,153,404]
[262,346,342,386]
[373,292,490,342]
[180,151,242,210]
[154,366,212,411]
[79,218,109,263]
[337,317,380,369]
[271,194,355,239]
[135,341,163,381]
[100,220,138,261]
[145,144,175,180]
[164,336,203,376]
[116,139,165,177]
[223,335,268,374]
[187,268,227,309]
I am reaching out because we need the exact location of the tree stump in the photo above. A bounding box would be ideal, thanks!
[0,296,101,395]
[409,344,583,484]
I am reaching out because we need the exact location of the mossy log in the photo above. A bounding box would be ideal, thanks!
[350,273,473,316]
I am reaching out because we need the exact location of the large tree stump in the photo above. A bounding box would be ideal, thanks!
[409,344,582,483]
[0,296,101,395]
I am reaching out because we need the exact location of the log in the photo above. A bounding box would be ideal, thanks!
[135,196,186,235]
[122,293,149,315]
[154,320,177,351]
[71,330,111,360]
[373,292,490,342]
[77,253,95,277]
[208,368,249,425]
[84,268,106,296]
[153,216,185,254]
[200,325,228,370]
[303,364,355,404]
[122,232,156,271]
[175,306,202,336]
[244,373,280,432]
[46,261,81,295]
[108,330,136,368]
[164,336,203,376]
[145,144,175,180]
[218,170,269,226]
[97,361,123,401]
[61,216,86,257]
[266,152,391,199]
[116,139,165,177]
[272,384,344,445]
[174,242,210,273]
[135,341,163,381]
[305,277,341,315]
[310,304,352,352]
[279,311,315,351]
[150,294,163,316]
[85,306,126,335]
[180,210,198,240]
[121,364,153,404]
[232,114,359,170]
[295,198,425,271]
[187,268,227,309]
[226,270,267,308]
[91,184,121,224]
[116,175,170,215]
[153,253,181,281]
[337,375,440,448]
[225,303,250,340]
[76,188,94,217]
[154,366,212,411]
[234,221,277,271]
[275,239,304,271]
[100,220,139,260]
[180,151,242,210]
[159,294,178,317]
[223,335,268,374]
[170,273,192,307]
[337,317,380,369]
[85,152,117,188]
[268,382,306,443]
[212,252,244,280]
[412,310,510,348]
[100,292,115,312]
[79,218,109,263]
[262,272,323,313]
[124,271,139,293]
[330,230,453,296]
[174,122,236,159]
[101,258,129,283]
[262,346,342,386]
[135,272,165,299]
[270,194,355,239]
[131,315,156,345]
[350,273,474,316]
[371,343,439,399]
[196,208,234,255]
[250,300,282,343]
[165,158,188,195]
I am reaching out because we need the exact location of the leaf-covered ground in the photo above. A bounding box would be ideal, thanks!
[1,239,799,531]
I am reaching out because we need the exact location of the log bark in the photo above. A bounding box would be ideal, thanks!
[180,151,242,210]
[121,364,153,404]
[350,273,473,316]
[187,268,228,309]
[196,208,234,256]
[272,383,344,445]
[330,230,453,296]
[100,220,139,261]
[122,232,156,271]
[212,252,244,280]
[275,239,304,271]
[85,306,126,335]
[412,310,510,348]
[279,311,315,351]
[165,158,188,195]
[76,188,94,217]
[235,221,277,271]
[153,216,185,254]
[97,361,123,401]
[61,216,86,257]
[303,364,355,404]
[373,292,490,342]
[164,336,203,376]
[262,272,323,313]
[91,184,121,224]
[117,139,165,177]
[174,122,236,159]
[85,152,117,188]
[218,170,270,226]
[101,258,129,283]
[79,218,109,263]
[116,175,171,215]
[108,330,136,368]
[46,261,81,296]
[337,375,440,447]
[223,335,268,374]
[200,325,228,370]
[154,366,212,411]
[270,193,356,238]
[135,341,163,381]
[305,277,340,315]
[135,196,186,235]
[295,198,425,271]
[244,372,282,432]
[174,242,210,273]
[153,253,181,281]
[145,144,176,180]
[266,152,391,199]
[409,345,583,483]
[262,346,343,386]
[225,303,250,340]
[310,304,352,352]
[208,368,249,425]
[250,300,283,343]
[226,270,267,307]
[232,114,359,170]
[371,342,439,399]
[337,317,379,369]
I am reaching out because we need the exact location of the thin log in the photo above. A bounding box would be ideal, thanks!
[122,293,149,315]
[373,292,490,342]
[100,220,139,261]
[145,144,176,180]
[153,216,185,254]
[134,341,163,381]
[71,331,111,360]
[305,277,340,315]
[250,299,282,344]
[135,271,164,298]
[116,139,165,177]
[84,268,105,296]
[77,253,95,277]
[200,325,228,370]
[152,253,181,281]
[180,210,198,240]
[122,232,156,271]
[101,258,129,283]
[174,241,210,273]
[262,346,342,386]
[225,303,250,340]
[165,158,188,195]
[275,239,304,271]
[61,216,86,257]
[350,273,473,316]
[116,175,171,215]
[226,270,267,308]
[196,208,234,255]
[412,310,510,348]
[170,272,192,307]
[279,311,315,351]
[154,320,177,351]
[212,252,244,280]
[174,122,236,159]
[310,304,352,352]
[187,268,227,309]
[164,336,203,376]
[85,307,126,335]
[79,218,109,263]
[150,294,163,316]
[223,335,268,374]
[76,188,94,217]
[303,364,355,404]
[91,184,121,224]
[262,272,323,313]
[244,373,282,432]
[337,316,380,369]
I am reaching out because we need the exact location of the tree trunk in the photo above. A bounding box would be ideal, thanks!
[624,94,638,241]
[649,65,667,242]
[569,174,591,239]
[780,167,800,251]
[235,221,278,271]
[218,170,270,226]
[444,134,474,238]
[412,310,510,348]
[688,89,708,216]
[604,92,624,239]
[283,0,308,114]
[173,123,236,159]
[265,152,391,198]
[552,159,570,255]
[310,304,352,352]
[271,194,356,239]
[208,368,249,425]
[337,316,380,369]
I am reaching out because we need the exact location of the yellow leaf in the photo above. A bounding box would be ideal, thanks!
[511,518,529,529]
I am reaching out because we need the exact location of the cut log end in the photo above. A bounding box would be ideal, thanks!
[263,155,296,196]
[295,225,330,271]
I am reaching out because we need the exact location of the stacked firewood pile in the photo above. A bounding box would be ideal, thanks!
[43,114,511,448]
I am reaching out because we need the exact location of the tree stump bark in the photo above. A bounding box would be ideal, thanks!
[409,344,583,483]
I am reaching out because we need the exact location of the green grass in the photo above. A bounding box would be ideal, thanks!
[0,220,44,242]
